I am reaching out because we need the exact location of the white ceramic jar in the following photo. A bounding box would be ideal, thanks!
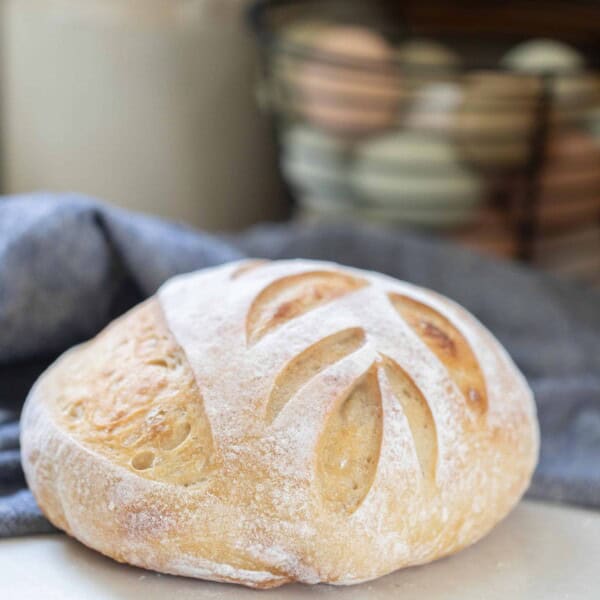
[1,0,283,230]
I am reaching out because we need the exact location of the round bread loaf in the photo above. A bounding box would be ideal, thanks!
[21,259,539,588]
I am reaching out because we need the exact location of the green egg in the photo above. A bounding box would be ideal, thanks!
[281,125,353,205]
[351,131,484,227]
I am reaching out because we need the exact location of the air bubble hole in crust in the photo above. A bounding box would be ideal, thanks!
[65,402,84,420]
[145,358,169,368]
[54,300,216,487]
[161,421,192,450]
[131,450,155,470]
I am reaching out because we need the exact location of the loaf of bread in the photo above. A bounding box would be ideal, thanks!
[21,259,539,588]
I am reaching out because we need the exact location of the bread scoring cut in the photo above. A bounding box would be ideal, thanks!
[21,259,539,588]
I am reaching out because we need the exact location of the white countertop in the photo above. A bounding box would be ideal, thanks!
[1,500,598,599]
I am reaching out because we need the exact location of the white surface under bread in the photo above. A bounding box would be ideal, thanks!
[1,500,598,599]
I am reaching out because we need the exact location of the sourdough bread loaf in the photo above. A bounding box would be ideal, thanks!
[20,259,539,588]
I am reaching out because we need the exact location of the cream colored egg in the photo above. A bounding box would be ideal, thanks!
[403,82,463,134]
[455,71,540,170]
[290,25,401,135]
[281,125,352,207]
[501,38,585,73]
[351,131,484,227]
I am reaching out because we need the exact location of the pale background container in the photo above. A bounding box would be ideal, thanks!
[1,0,284,230]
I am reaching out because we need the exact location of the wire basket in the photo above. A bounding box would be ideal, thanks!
[249,0,600,288]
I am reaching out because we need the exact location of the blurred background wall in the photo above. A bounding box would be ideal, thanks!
[0,0,285,230]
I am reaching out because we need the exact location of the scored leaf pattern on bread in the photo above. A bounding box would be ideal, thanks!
[388,293,488,414]
[52,264,487,517]
[265,327,366,424]
[381,355,438,485]
[250,270,485,513]
[316,365,383,515]
[246,271,367,344]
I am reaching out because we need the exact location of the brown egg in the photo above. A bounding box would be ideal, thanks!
[538,131,600,230]
[448,206,518,259]
[289,26,401,136]
[454,71,541,170]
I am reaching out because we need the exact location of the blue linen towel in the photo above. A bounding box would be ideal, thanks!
[1,193,599,537]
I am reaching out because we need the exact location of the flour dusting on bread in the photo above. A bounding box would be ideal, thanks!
[20,259,539,588]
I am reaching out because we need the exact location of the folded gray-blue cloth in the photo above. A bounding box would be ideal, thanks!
[1,194,599,537]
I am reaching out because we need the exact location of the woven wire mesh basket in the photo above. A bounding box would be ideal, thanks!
[250,0,600,287]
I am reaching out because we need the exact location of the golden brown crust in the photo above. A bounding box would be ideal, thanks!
[42,300,216,487]
[21,259,539,588]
